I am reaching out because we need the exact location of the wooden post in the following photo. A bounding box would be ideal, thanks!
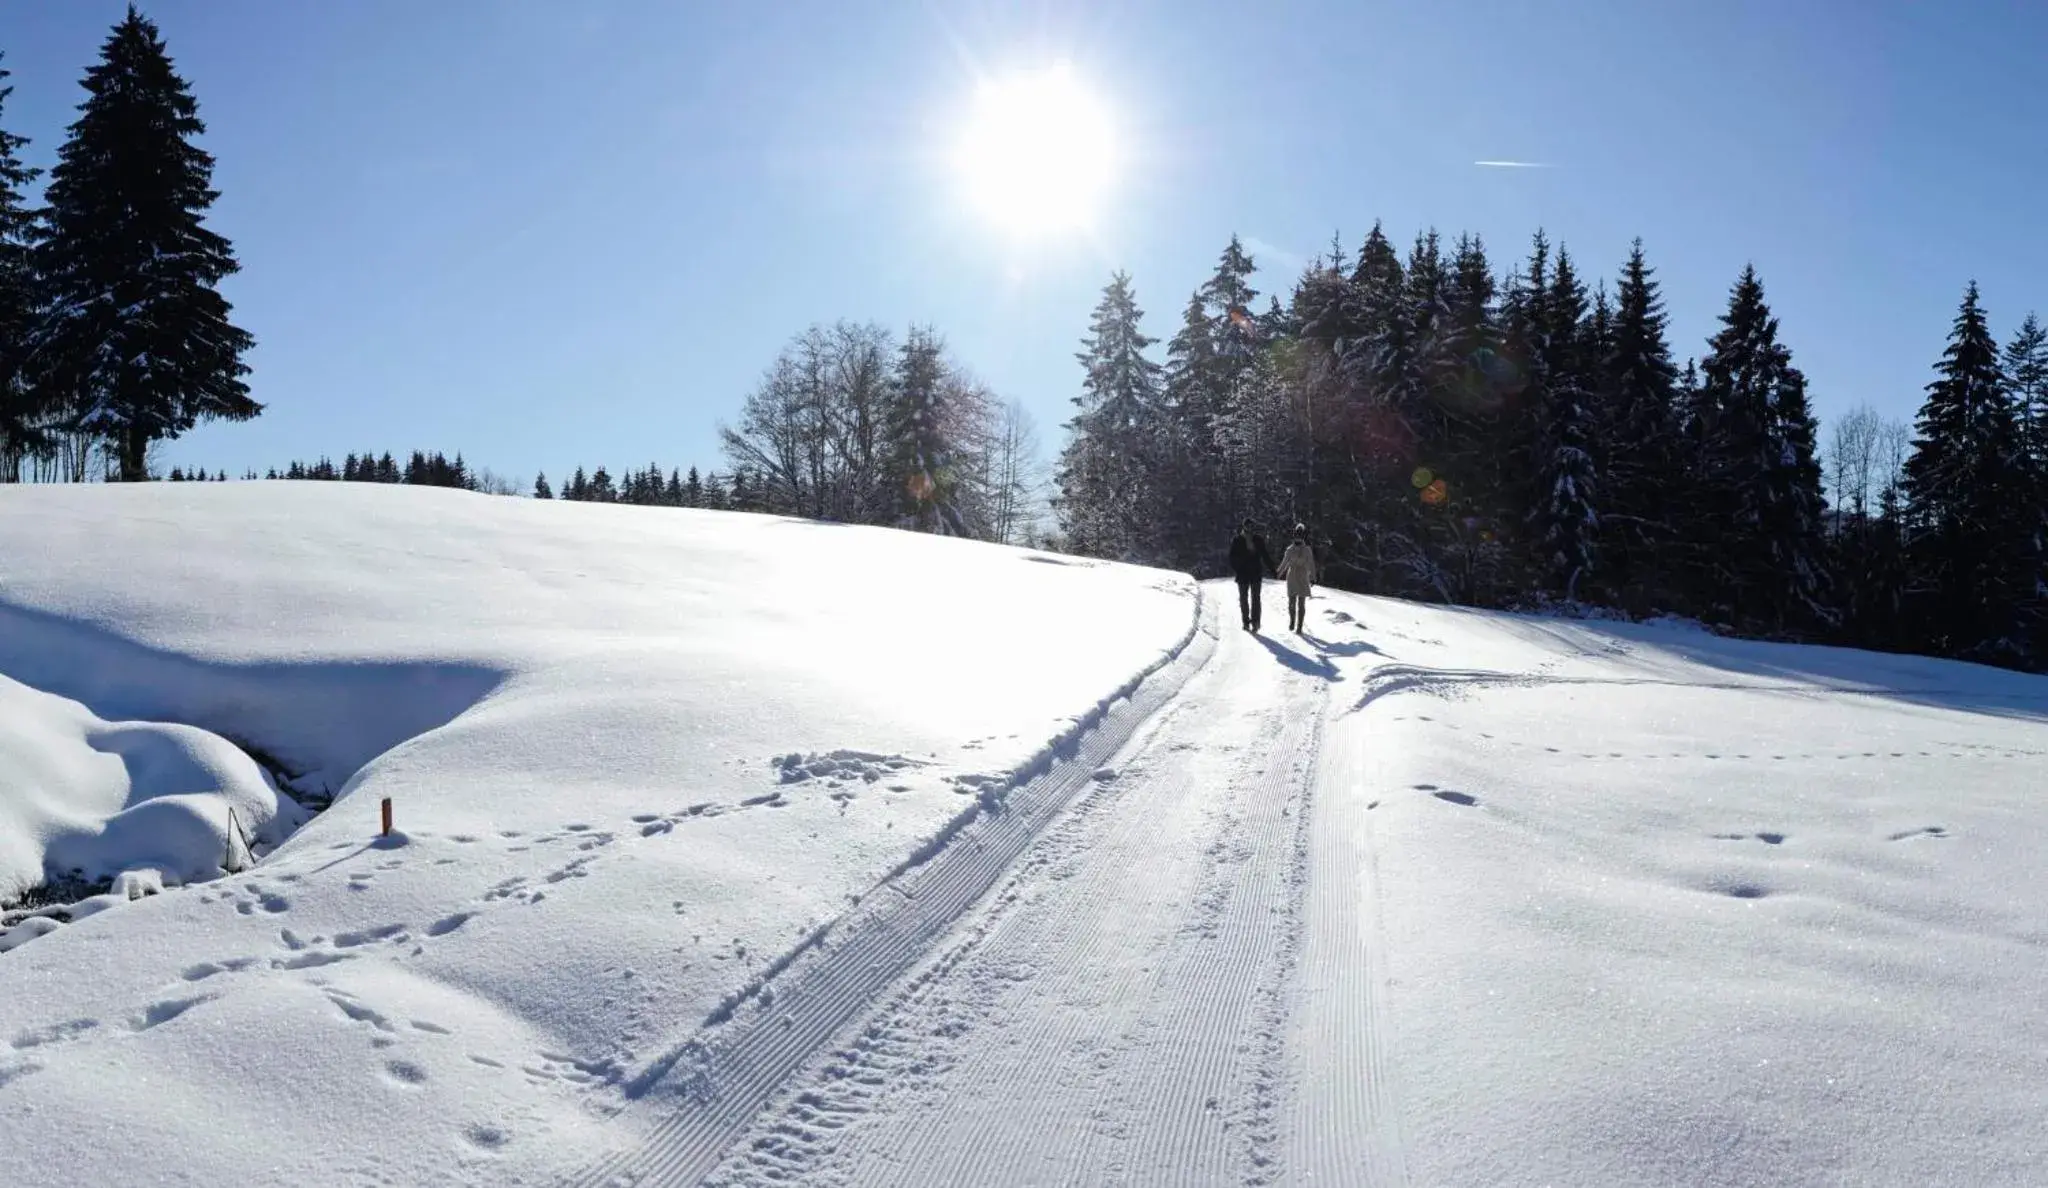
[380,797,393,837]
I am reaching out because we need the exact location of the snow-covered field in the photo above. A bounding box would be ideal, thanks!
[2,483,2043,1186]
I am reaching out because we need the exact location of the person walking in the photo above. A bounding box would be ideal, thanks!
[1227,519,1272,632]
[1277,525,1317,634]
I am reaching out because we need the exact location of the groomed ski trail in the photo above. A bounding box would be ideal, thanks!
[573,585,1219,1187]
[693,593,1378,1187]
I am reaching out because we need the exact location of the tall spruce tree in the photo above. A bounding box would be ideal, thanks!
[1441,233,1499,418]
[1495,232,1553,584]
[1157,289,1221,569]
[889,325,965,534]
[1601,240,1683,608]
[1196,237,1264,559]
[1059,271,1163,559]
[2002,312,2048,467]
[1429,233,1508,601]
[1530,248,1597,598]
[533,471,553,500]
[1693,266,1831,631]
[34,8,258,481]
[0,52,43,469]
[1341,223,1405,406]
[1902,283,2041,661]
[1392,231,1451,439]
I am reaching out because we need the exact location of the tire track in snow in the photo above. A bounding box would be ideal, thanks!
[699,615,1333,1187]
[572,585,1215,1188]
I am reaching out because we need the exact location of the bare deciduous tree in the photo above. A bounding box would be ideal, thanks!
[1824,403,1912,527]
[720,321,1045,543]
[977,398,1045,546]
[1826,404,1883,525]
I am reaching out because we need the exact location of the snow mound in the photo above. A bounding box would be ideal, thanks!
[0,671,295,907]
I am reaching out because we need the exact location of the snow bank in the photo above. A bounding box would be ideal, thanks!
[0,482,1196,1186]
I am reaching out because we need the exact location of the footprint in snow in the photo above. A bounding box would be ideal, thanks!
[129,994,216,1032]
[384,1060,429,1086]
[10,1018,99,1050]
[426,912,474,937]
[1712,882,1770,900]
[181,957,258,982]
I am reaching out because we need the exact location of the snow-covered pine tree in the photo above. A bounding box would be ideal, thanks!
[1205,235,1261,377]
[1345,230,1459,598]
[1316,224,1416,593]
[1149,236,1262,571]
[1694,266,1831,632]
[887,325,967,535]
[33,9,257,482]
[0,52,44,474]
[1058,271,1164,560]
[1902,283,2042,662]
[1339,223,1405,412]
[1392,231,1452,442]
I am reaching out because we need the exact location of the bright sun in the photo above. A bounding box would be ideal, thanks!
[954,63,1116,237]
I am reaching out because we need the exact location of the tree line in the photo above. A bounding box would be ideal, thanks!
[0,8,257,484]
[535,462,767,510]
[1057,229,2048,671]
[254,448,787,512]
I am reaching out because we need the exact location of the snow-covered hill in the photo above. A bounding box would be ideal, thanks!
[0,483,1195,1184]
[2,482,2043,1186]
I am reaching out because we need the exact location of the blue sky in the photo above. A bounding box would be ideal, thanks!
[3,0,2044,484]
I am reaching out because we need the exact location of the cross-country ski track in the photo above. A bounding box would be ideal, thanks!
[582,585,1399,1187]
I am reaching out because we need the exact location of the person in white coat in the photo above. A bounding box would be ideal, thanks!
[1276,525,1317,634]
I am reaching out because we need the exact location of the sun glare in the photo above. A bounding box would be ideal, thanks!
[954,63,1115,237]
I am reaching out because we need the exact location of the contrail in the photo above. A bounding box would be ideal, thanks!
[1474,160,1554,169]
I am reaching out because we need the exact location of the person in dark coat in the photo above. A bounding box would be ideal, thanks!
[1228,519,1272,632]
